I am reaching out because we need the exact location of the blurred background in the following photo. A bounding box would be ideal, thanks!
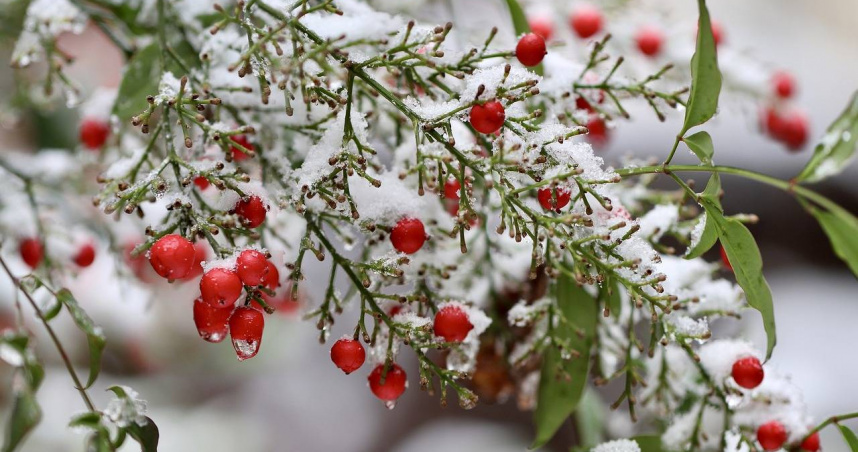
[0,0,857,451]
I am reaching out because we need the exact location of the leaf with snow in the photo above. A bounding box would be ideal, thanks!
[532,275,598,448]
[797,92,858,183]
[679,0,721,135]
[685,174,721,259]
[56,289,106,389]
[0,332,43,452]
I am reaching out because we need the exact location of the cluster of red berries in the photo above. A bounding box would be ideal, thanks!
[148,234,280,360]
[731,356,820,451]
[761,72,809,151]
[18,237,96,270]
[329,304,475,403]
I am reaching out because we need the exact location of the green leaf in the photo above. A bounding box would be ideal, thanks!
[807,204,858,278]
[504,0,543,76]
[574,388,604,448]
[797,92,858,183]
[840,425,858,452]
[56,289,106,389]
[126,417,159,452]
[68,412,103,430]
[531,275,598,449]
[683,131,715,165]
[700,199,776,360]
[633,435,676,452]
[85,430,115,452]
[113,40,201,121]
[680,0,722,135]
[685,174,721,259]
[2,392,41,452]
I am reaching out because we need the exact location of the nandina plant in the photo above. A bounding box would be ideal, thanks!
[1,0,858,451]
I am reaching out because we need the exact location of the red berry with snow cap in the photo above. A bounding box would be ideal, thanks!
[636,26,664,57]
[516,33,547,67]
[193,297,233,343]
[19,238,43,269]
[236,249,269,286]
[79,118,110,150]
[757,421,788,451]
[433,305,474,342]
[569,5,602,39]
[368,363,407,401]
[390,217,426,254]
[235,195,267,228]
[330,338,366,374]
[260,261,280,290]
[73,242,96,267]
[537,187,571,212]
[229,306,264,361]
[200,267,243,308]
[193,177,210,190]
[469,101,505,134]
[148,234,196,279]
[731,356,764,389]
[444,178,461,200]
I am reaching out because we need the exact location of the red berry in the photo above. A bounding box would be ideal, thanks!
[762,107,788,140]
[757,421,788,451]
[444,178,461,200]
[19,238,43,269]
[79,118,110,150]
[720,245,733,271]
[800,431,821,452]
[200,268,243,308]
[182,242,208,280]
[537,187,571,212]
[368,363,407,401]
[193,297,233,343]
[515,33,547,67]
[731,356,764,389]
[73,242,96,267]
[433,305,474,342]
[781,110,809,151]
[330,338,366,374]
[528,17,553,41]
[234,196,267,228]
[772,71,796,99]
[124,240,150,281]
[148,234,196,279]
[569,5,602,39]
[229,306,264,361]
[469,101,506,134]
[259,261,280,290]
[586,116,609,149]
[236,249,269,286]
[711,21,724,46]
[230,135,254,161]
[390,217,426,254]
[636,26,663,57]
[193,177,210,190]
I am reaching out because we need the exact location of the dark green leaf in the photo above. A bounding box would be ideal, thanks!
[56,289,106,389]
[634,435,678,452]
[69,412,103,430]
[85,430,115,452]
[2,391,41,452]
[126,417,159,452]
[840,425,858,452]
[0,332,43,390]
[574,389,604,448]
[797,92,858,183]
[680,0,722,135]
[531,275,598,448]
[807,204,858,278]
[683,131,715,165]
[113,40,200,121]
[700,199,776,360]
[504,0,543,76]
